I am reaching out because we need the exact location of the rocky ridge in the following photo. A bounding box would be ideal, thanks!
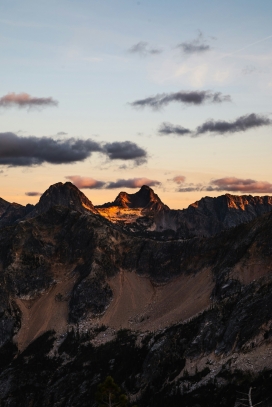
[154,192,272,238]
[0,182,272,406]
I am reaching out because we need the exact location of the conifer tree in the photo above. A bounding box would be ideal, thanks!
[95,376,128,407]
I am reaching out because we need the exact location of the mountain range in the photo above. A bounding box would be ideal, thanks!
[0,182,272,407]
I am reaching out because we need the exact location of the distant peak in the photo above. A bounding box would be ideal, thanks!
[140,185,152,190]
[25,181,98,219]
[97,185,169,211]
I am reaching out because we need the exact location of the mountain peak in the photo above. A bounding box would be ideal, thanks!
[25,181,98,219]
[97,185,169,211]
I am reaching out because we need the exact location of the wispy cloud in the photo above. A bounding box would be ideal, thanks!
[196,113,272,135]
[0,133,148,167]
[171,175,186,184]
[0,93,58,109]
[25,191,42,196]
[242,65,257,75]
[177,31,211,54]
[65,175,105,189]
[158,122,192,136]
[130,90,231,110]
[128,41,162,56]
[158,113,272,138]
[106,177,161,189]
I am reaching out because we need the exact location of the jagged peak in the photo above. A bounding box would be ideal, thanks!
[97,185,169,211]
[25,181,98,219]
[190,193,272,209]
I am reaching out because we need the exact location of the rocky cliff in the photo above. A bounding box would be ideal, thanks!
[97,185,169,212]
[154,192,272,238]
[26,182,99,219]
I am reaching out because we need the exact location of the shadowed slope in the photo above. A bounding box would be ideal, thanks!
[25,182,98,219]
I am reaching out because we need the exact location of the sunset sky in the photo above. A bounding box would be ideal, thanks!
[1,0,272,209]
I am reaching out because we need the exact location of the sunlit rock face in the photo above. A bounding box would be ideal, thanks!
[96,185,169,233]
[98,185,169,211]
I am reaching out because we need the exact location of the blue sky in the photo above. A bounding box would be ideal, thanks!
[0,0,272,208]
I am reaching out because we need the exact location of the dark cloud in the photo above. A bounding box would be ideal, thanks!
[128,41,162,56]
[0,93,58,109]
[0,133,102,166]
[130,90,231,110]
[65,175,105,189]
[0,134,147,167]
[106,177,161,189]
[210,177,272,193]
[162,113,272,139]
[177,31,211,54]
[196,113,272,135]
[25,191,42,196]
[103,141,147,165]
[158,122,192,136]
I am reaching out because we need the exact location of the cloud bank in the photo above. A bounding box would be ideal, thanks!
[0,133,147,166]
[130,90,231,110]
[128,41,162,56]
[0,93,58,109]
[177,177,272,194]
[65,176,105,189]
[210,177,272,193]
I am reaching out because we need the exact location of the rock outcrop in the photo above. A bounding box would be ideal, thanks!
[0,203,34,228]
[98,185,169,212]
[154,193,272,238]
[0,198,10,217]
[25,182,99,220]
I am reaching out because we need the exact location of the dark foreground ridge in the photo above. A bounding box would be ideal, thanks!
[0,182,272,406]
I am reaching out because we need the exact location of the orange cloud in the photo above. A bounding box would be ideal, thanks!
[65,176,105,189]
[0,93,58,109]
[172,175,186,184]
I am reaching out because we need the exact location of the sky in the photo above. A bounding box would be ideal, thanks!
[0,0,272,209]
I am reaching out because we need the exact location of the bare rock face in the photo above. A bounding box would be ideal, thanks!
[0,203,34,228]
[97,185,169,212]
[154,193,272,238]
[25,182,98,219]
[96,187,272,239]
[0,198,10,217]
